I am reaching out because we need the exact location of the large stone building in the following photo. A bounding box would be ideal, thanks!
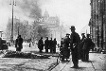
[37,11,61,41]
[89,0,106,50]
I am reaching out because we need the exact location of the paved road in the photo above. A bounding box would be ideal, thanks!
[8,43,106,71]
[52,53,106,71]
[0,43,59,71]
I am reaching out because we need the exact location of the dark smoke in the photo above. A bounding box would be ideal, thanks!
[16,0,42,20]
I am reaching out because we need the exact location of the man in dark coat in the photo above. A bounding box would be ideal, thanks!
[15,35,23,52]
[53,38,57,53]
[18,35,23,51]
[45,37,49,53]
[38,37,43,53]
[50,38,53,53]
[64,34,70,60]
[70,26,80,68]
[79,33,86,60]
[82,34,93,61]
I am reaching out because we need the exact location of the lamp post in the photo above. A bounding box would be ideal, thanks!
[101,0,104,49]
[10,0,16,42]
[18,18,20,36]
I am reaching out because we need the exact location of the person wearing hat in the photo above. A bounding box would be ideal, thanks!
[64,33,71,60]
[79,33,86,60]
[16,35,23,52]
[38,37,44,53]
[70,26,80,68]
[82,34,93,61]
[45,37,49,53]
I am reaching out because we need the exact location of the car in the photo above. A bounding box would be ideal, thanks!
[0,40,8,50]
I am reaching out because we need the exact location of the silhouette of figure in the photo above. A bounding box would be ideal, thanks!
[60,38,66,61]
[79,33,86,60]
[50,38,53,53]
[60,34,70,61]
[45,37,49,53]
[53,38,57,53]
[70,26,80,68]
[82,34,93,61]
[38,37,43,53]
[15,35,23,52]
[64,34,70,60]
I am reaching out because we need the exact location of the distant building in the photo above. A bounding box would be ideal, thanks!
[89,0,106,50]
[38,11,60,39]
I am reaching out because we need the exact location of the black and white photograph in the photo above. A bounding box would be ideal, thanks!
[0,0,106,71]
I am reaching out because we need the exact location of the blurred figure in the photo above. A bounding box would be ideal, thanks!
[45,37,49,53]
[15,35,23,52]
[53,38,57,53]
[79,33,86,60]
[18,35,23,51]
[60,38,66,61]
[65,34,70,60]
[82,34,93,61]
[60,34,70,61]
[70,26,80,68]
[50,38,53,53]
[38,37,43,53]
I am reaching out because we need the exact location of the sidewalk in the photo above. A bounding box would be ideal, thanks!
[52,53,106,71]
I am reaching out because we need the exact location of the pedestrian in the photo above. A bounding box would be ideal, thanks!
[45,37,49,53]
[53,38,57,53]
[70,26,80,68]
[64,34,70,60]
[82,34,93,61]
[60,38,65,61]
[50,38,53,53]
[38,37,43,53]
[18,35,23,51]
[15,35,23,52]
[79,33,86,60]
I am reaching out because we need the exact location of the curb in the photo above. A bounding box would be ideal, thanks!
[47,58,60,71]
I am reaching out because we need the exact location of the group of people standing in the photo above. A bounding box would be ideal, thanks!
[79,33,95,61]
[38,37,57,53]
[60,26,95,68]
[14,26,94,68]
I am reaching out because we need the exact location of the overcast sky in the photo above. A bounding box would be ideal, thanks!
[40,0,91,34]
[0,0,91,34]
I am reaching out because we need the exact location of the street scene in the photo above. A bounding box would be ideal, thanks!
[0,0,106,71]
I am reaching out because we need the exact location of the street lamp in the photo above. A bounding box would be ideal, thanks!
[10,0,16,42]
[100,0,104,49]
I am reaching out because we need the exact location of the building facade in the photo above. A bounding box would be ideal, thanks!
[36,11,61,41]
[89,0,106,50]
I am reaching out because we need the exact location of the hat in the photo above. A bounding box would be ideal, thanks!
[66,33,70,36]
[70,26,75,30]
[87,34,90,37]
[81,33,85,35]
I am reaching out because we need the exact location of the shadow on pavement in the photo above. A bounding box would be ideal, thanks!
[83,60,96,63]
[75,67,86,69]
